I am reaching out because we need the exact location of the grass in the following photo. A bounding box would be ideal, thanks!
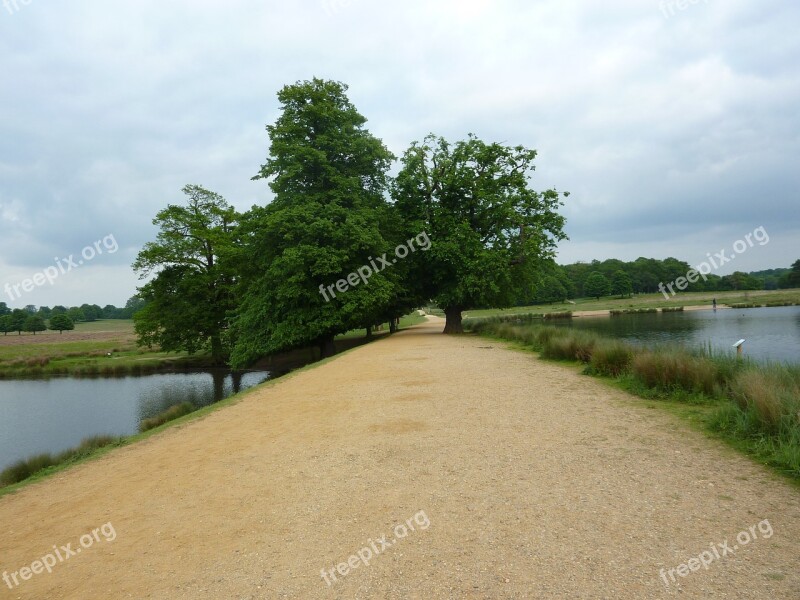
[465,317,800,481]
[139,402,195,432]
[463,289,800,319]
[0,319,214,378]
[0,435,124,488]
[335,312,428,340]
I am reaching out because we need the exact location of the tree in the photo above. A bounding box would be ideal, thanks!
[23,315,46,335]
[49,314,75,334]
[37,306,52,319]
[0,315,12,335]
[583,272,611,299]
[394,134,568,333]
[611,270,633,298]
[787,259,800,288]
[133,185,238,364]
[67,307,85,322]
[122,296,146,319]
[51,305,67,315]
[0,302,10,316]
[230,79,396,367]
[9,309,27,335]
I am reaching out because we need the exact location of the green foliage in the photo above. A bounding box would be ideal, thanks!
[393,133,568,332]
[0,315,12,335]
[611,269,633,298]
[583,271,611,299]
[231,79,398,367]
[48,313,75,333]
[788,259,800,288]
[23,315,47,334]
[133,185,238,364]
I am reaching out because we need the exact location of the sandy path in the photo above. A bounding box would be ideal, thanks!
[1,316,798,599]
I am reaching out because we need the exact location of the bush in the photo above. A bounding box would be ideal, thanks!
[728,366,800,435]
[661,306,684,313]
[139,402,195,432]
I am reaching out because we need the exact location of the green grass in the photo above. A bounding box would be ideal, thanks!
[0,435,124,488]
[463,289,800,319]
[466,317,800,481]
[0,319,215,378]
[335,311,428,340]
[139,402,196,432]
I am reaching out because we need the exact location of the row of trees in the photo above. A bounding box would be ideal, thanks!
[0,311,76,335]
[0,297,146,322]
[133,79,569,367]
[523,258,800,303]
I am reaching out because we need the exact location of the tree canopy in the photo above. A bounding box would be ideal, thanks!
[230,79,398,367]
[393,134,568,332]
[133,185,238,364]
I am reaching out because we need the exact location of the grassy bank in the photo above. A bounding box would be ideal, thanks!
[465,317,800,481]
[463,289,800,319]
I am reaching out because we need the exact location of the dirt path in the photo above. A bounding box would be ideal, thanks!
[1,317,798,599]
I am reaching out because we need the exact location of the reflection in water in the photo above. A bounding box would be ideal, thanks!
[549,306,800,363]
[0,370,269,471]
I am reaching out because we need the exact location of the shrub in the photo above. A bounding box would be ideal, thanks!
[543,311,572,320]
[728,367,800,435]
[541,330,598,362]
[661,306,684,313]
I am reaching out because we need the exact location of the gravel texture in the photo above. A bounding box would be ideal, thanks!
[1,316,798,599]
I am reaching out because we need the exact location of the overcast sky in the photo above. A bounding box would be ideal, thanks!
[1,0,798,308]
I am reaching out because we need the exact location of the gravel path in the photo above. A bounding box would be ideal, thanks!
[1,316,798,599]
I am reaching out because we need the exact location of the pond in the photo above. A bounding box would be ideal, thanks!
[550,305,800,364]
[0,370,270,471]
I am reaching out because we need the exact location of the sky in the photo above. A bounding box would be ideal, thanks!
[1,0,798,308]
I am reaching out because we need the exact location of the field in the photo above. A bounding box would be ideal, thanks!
[463,288,800,319]
[0,320,199,378]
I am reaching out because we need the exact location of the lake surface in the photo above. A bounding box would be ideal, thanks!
[0,370,269,471]
[551,305,800,364]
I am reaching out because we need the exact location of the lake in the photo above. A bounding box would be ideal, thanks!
[550,305,800,364]
[0,370,269,471]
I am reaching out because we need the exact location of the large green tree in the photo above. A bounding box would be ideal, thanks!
[394,134,568,333]
[230,79,397,367]
[23,315,47,335]
[611,269,633,298]
[133,185,238,364]
[583,272,611,299]
[49,314,75,333]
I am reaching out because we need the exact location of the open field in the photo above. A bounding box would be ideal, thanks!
[0,320,199,378]
[463,288,800,319]
[1,316,798,598]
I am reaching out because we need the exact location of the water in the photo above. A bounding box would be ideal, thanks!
[549,305,800,364]
[0,370,269,471]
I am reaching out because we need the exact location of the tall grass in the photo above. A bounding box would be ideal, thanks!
[139,402,195,432]
[0,435,122,488]
[465,317,800,478]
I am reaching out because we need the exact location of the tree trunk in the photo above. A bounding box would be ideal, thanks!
[443,307,464,334]
[366,326,372,339]
[319,336,336,358]
[389,318,397,333]
[210,334,224,366]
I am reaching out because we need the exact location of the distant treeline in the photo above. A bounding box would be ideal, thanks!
[0,296,145,322]
[525,258,798,303]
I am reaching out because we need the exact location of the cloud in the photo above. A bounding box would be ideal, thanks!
[1,0,798,306]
